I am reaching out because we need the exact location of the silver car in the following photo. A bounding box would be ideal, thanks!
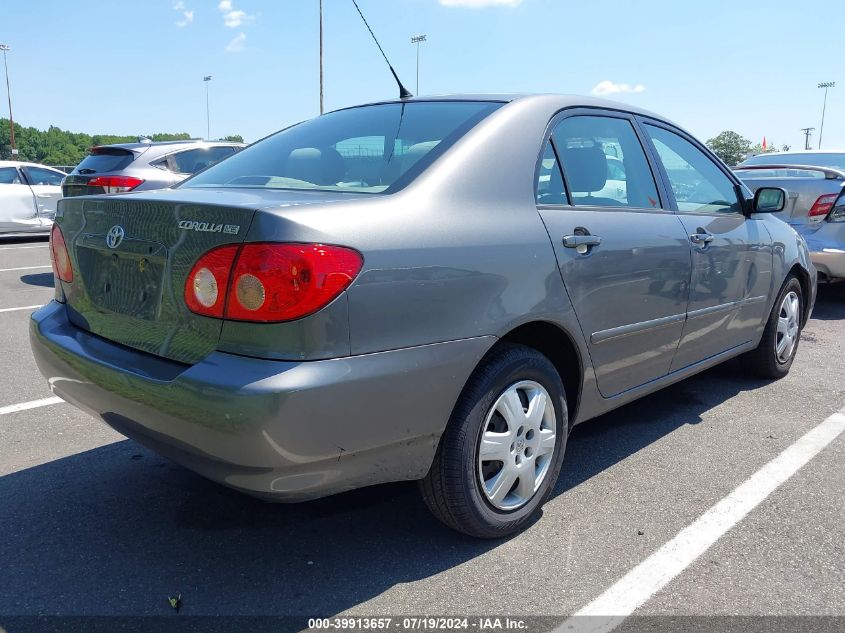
[737,152,845,282]
[62,139,244,197]
[31,95,816,537]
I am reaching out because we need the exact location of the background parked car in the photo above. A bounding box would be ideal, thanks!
[735,164,845,283]
[739,150,845,172]
[0,161,65,236]
[62,139,245,197]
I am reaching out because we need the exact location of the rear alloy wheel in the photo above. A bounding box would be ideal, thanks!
[478,381,557,511]
[420,343,567,538]
[741,275,803,379]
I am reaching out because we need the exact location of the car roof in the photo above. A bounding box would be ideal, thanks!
[0,160,64,170]
[93,139,245,151]
[335,93,673,125]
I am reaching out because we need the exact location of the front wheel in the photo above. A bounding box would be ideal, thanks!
[419,344,568,538]
[741,275,804,379]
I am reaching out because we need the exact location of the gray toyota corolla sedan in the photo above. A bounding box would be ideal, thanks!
[31,95,816,537]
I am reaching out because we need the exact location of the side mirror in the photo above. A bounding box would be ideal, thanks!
[752,187,786,213]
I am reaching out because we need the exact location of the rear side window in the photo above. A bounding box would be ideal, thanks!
[0,167,22,184]
[22,166,64,186]
[75,148,135,173]
[169,146,236,174]
[536,141,567,204]
[645,124,741,214]
[551,115,661,209]
[181,101,503,193]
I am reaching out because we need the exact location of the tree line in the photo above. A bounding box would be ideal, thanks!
[706,130,790,166]
[0,118,243,166]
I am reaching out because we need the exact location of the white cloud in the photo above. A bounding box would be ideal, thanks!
[225,32,246,53]
[591,80,646,96]
[173,1,193,27]
[439,0,523,7]
[218,0,255,28]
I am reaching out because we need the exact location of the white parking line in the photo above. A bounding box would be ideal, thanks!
[0,396,64,416]
[560,405,845,633]
[0,305,44,313]
[0,245,49,251]
[0,265,52,273]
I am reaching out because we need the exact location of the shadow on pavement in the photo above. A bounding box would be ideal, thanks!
[0,235,49,245]
[811,283,845,321]
[0,360,770,620]
[19,272,54,288]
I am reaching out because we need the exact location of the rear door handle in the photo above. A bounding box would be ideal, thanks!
[689,232,714,245]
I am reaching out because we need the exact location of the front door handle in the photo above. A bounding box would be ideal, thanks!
[689,232,714,245]
[563,234,602,248]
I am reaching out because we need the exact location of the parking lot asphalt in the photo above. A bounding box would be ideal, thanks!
[0,236,843,626]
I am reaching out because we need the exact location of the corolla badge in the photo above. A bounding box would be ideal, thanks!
[106,225,125,249]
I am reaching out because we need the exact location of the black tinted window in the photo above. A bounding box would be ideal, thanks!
[23,166,64,186]
[75,148,135,173]
[170,146,236,174]
[182,101,502,193]
[0,167,22,184]
[552,116,661,209]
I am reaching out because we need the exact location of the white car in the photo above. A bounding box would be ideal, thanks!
[0,161,65,236]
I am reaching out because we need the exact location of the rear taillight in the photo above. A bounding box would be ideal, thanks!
[184,245,239,318]
[829,192,845,223]
[184,243,363,322]
[50,224,73,283]
[808,193,838,218]
[87,175,144,193]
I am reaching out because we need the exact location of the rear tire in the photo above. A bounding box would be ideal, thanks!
[741,275,803,379]
[419,343,567,538]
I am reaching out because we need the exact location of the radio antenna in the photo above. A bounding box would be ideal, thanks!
[350,0,413,99]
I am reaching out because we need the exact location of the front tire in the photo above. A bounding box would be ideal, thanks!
[419,343,567,538]
[741,275,803,379]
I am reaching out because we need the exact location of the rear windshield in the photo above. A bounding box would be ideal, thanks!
[74,147,136,174]
[741,153,845,171]
[181,101,503,193]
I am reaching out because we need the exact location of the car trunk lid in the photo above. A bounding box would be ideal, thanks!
[58,192,257,364]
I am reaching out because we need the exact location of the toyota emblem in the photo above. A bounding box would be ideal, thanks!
[106,225,125,249]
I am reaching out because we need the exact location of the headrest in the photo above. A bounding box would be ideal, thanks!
[286,147,346,185]
[560,146,608,193]
[400,140,440,173]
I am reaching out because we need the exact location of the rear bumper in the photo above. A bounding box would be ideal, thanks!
[30,301,493,501]
[810,247,845,280]
[800,223,845,280]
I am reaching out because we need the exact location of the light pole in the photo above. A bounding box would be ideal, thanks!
[411,34,426,95]
[818,81,835,149]
[0,44,16,160]
[203,75,212,140]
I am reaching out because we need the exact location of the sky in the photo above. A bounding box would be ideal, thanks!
[1,0,840,149]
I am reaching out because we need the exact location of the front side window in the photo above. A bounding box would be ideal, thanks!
[645,124,741,214]
[169,146,236,174]
[536,141,566,204]
[181,101,502,193]
[551,115,661,209]
[22,166,64,186]
[0,167,22,184]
